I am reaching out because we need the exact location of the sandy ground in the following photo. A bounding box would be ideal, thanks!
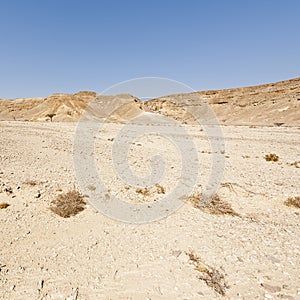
[0,121,300,299]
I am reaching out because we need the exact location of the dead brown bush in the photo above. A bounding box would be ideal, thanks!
[50,190,86,218]
[264,153,279,162]
[135,187,150,196]
[186,193,239,216]
[187,251,229,296]
[155,183,165,194]
[284,196,300,209]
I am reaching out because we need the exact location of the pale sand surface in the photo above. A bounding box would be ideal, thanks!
[0,121,299,299]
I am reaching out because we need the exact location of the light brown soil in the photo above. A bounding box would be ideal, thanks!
[0,121,299,299]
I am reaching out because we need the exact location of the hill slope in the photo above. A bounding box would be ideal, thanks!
[0,78,299,125]
[0,92,143,122]
[143,78,300,126]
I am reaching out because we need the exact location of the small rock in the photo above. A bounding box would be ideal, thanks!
[38,279,44,289]
[66,287,78,300]
[34,191,41,198]
[278,294,295,300]
[4,187,13,194]
[282,284,289,289]
[262,283,282,293]
[266,255,281,264]
[9,285,15,291]
[172,250,182,257]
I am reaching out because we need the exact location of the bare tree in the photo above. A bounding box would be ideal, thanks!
[46,113,56,122]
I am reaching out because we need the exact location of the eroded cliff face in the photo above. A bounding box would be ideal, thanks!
[143,78,300,126]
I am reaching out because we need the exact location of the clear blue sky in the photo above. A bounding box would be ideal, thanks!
[1,0,300,98]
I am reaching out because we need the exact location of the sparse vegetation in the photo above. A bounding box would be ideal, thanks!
[187,251,229,296]
[264,153,279,162]
[0,202,10,209]
[284,196,300,208]
[50,190,86,218]
[135,184,165,197]
[23,180,38,186]
[186,193,239,216]
[135,187,150,196]
[155,183,165,194]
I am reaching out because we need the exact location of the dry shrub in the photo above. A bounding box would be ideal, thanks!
[187,193,202,208]
[284,196,300,208]
[265,153,279,162]
[135,184,166,196]
[187,252,229,296]
[0,202,10,209]
[50,190,86,218]
[135,187,150,196]
[186,193,239,216]
[155,183,165,194]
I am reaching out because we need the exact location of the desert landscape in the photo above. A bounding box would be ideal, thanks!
[1,78,300,299]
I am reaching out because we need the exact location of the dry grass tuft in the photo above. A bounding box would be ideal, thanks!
[284,196,300,209]
[24,180,38,186]
[187,251,229,296]
[186,193,239,216]
[187,193,202,208]
[50,190,86,218]
[155,183,165,194]
[264,153,279,162]
[135,184,166,197]
[0,202,10,209]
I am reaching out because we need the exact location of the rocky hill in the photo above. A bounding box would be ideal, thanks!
[143,78,300,126]
[0,78,299,125]
[0,92,143,122]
